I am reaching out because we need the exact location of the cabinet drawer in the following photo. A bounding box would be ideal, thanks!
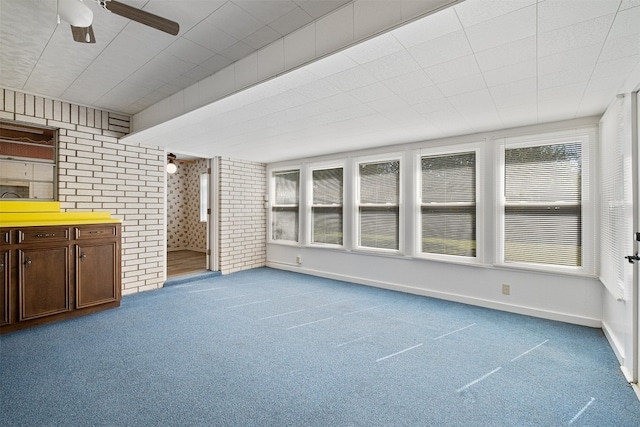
[74,225,118,240]
[17,227,70,244]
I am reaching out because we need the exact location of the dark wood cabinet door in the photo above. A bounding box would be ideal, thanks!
[76,242,119,308]
[18,247,70,321]
[0,249,9,326]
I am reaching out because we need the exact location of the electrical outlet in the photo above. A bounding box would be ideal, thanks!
[295,256,301,264]
[502,284,510,295]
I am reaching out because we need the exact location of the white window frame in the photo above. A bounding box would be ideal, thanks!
[355,153,403,254]
[416,143,482,264]
[496,129,595,275]
[307,161,345,248]
[269,166,301,245]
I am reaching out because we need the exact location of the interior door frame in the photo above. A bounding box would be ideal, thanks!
[207,157,219,272]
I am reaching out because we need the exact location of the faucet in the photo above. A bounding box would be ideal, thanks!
[1,191,22,198]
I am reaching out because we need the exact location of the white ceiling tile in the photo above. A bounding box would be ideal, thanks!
[305,52,358,78]
[489,78,537,108]
[270,6,314,35]
[343,33,405,64]
[164,38,215,65]
[183,22,238,53]
[474,36,536,72]
[408,30,473,68]
[397,85,445,106]
[235,53,259,89]
[221,41,255,61]
[592,55,640,81]
[538,67,593,91]
[464,5,536,52]
[497,103,538,127]
[367,95,411,114]
[243,25,282,50]
[382,70,434,95]
[425,55,480,84]
[348,82,395,103]
[392,7,461,48]
[437,73,487,97]
[483,60,536,88]
[325,66,378,91]
[454,0,536,27]
[200,55,234,74]
[538,82,587,102]
[537,0,620,34]
[598,33,640,62]
[234,0,298,24]
[412,98,455,115]
[292,79,343,101]
[207,2,264,40]
[361,50,421,81]
[299,0,352,19]
[537,15,614,57]
[537,44,601,75]
[609,5,640,39]
[620,0,640,10]
[317,92,362,110]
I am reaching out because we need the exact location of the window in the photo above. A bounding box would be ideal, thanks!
[311,167,343,245]
[421,151,476,257]
[503,140,585,268]
[358,159,400,250]
[199,172,208,222]
[272,169,300,242]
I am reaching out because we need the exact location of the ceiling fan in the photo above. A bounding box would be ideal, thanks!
[57,0,179,44]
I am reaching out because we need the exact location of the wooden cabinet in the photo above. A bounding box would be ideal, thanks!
[0,223,121,334]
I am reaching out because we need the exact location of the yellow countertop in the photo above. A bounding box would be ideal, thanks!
[0,200,121,227]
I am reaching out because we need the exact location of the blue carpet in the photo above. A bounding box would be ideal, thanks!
[1,267,638,426]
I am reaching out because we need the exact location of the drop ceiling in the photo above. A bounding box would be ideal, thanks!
[1,0,639,164]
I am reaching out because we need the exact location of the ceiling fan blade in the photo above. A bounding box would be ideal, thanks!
[70,25,96,43]
[104,0,180,36]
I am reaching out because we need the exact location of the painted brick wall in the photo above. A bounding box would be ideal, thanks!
[218,158,266,274]
[0,89,165,295]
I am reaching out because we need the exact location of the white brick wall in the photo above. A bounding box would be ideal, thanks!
[1,88,165,295]
[218,158,266,274]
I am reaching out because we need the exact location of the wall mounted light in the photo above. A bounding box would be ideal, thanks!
[166,153,177,174]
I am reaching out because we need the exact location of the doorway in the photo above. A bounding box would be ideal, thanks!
[166,154,209,278]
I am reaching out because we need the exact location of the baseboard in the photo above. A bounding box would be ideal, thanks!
[602,320,626,366]
[267,262,602,328]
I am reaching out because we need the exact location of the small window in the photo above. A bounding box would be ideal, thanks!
[503,141,583,267]
[272,169,300,242]
[311,167,343,245]
[358,159,400,250]
[421,151,476,257]
[199,172,208,222]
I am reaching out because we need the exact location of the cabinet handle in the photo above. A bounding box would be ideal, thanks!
[80,252,87,261]
[35,233,56,238]
[89,230,105,234]
[0,261,3,271]
[24,257,32,269]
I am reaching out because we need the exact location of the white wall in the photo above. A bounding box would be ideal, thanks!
[267,118,604,327]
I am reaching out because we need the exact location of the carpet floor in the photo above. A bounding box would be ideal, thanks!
[1,267,638,426]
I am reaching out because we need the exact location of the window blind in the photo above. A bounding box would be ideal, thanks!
[421,152,476,257]
[504,142,582,267]
[359,160,399,250]
[312,168,343,245]
[272,170,299,242]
